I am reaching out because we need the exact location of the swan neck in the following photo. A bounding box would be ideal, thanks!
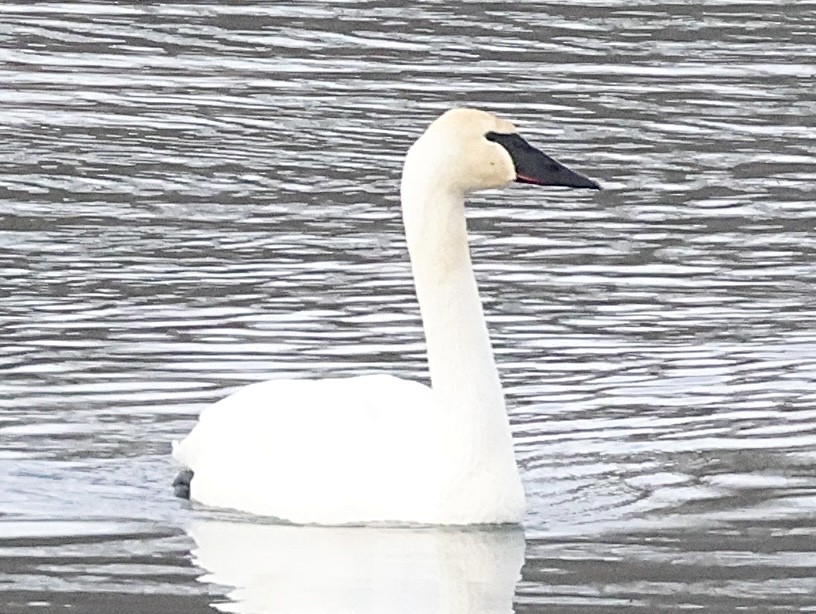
[400,180,508,434]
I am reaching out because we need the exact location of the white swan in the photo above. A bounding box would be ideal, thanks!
[172,108,600,525]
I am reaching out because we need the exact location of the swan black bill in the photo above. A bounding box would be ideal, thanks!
[485,131,601,190]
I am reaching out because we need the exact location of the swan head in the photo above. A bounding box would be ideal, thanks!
[402,108,600,196]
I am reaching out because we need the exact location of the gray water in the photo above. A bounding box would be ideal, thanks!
[2,1,815,612]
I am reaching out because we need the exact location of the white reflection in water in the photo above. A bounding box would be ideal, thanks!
[187,520,524,614]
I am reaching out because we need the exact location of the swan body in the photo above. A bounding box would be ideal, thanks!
[173,108,599,525]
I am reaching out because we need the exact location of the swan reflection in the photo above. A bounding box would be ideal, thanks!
[187,518,525,614]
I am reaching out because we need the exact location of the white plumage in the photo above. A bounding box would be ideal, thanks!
[173,108,599,525]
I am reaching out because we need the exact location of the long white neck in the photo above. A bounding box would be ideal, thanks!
[400,171,515,468]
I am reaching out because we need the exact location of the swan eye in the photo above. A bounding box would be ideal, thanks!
[485,131,529,151]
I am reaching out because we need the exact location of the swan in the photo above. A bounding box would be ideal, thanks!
[172,108,600,525]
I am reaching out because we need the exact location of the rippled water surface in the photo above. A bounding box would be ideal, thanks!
[2,1,815,612]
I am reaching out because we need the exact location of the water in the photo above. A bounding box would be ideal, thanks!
[1,1,815,611]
